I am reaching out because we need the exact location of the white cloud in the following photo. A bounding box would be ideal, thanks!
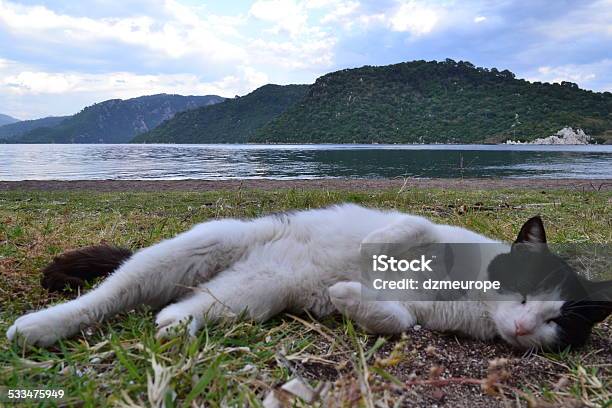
[0,0,337,71]
[2,71,81,94]
[305,0,340,8]
[321,1,360,25]
[314,0,380,31]
[0,0,337,117]
[250,33,335,70]
[388,1,439,35]
[357,12,386,27]
[249,0,309,37]
[0,0,248,64]
[0,68,270,98]
[250,35,336,69]
[536,66,595,84]
[247,0,337,70]
[536,0,612,40]
[0,65,272,118]
[311,0,450,35]
[4,0,609,119]
[526,60,612,91]
[319,0,444,36]
[241,67,270,90]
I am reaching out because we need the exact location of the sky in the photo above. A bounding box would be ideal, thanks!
[0,0,611,119]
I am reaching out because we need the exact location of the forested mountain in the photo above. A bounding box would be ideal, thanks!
[0,113,19,126]
[11,94,225,143]
[133,85,308,143]
[8,60,611,144]
[250,60,612,143]
[0,116,68,140]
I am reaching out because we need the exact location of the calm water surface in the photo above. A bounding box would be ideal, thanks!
[0,144,611,180]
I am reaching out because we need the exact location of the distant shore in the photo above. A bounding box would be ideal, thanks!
[1,178,610,192]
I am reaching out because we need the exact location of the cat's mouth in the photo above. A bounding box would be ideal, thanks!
[499,330,544,349]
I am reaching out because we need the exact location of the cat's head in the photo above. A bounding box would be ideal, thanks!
[487,216,612,350]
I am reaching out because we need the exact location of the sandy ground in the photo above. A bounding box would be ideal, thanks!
[1,178,611,192]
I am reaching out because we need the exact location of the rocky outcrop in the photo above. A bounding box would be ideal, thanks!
[505,127,591,145]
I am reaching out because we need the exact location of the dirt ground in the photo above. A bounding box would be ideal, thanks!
[0,178,611,192]
[295,319,612,407]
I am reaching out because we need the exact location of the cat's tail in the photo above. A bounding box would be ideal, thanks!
[40,245,133,293]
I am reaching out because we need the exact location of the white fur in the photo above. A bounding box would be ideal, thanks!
[7,204,562,348]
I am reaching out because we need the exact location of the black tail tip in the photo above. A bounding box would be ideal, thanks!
[40,245,132,293]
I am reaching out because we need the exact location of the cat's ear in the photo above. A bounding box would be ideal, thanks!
[514,216,547,244]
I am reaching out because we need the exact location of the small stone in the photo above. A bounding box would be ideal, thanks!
[431,389,446,401]
[262,391,283,408]
[281,378,318,403]
[239,364,256,373]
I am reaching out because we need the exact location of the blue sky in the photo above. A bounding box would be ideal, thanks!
[0,0,611,119]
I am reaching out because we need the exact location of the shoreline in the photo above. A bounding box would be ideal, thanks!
[1,178,610,192]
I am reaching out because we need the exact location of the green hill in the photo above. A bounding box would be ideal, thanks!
[251,60,612,144]
[133,84,309,143]
[12,94,224,144]
[0,116,68,140]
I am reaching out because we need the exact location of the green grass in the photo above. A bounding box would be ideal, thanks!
[0,188,610,407]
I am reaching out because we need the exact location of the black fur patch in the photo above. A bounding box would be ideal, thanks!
[41,245,132,293]
[553,301,612,349]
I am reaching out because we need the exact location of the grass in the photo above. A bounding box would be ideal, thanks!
[0,188,610,407]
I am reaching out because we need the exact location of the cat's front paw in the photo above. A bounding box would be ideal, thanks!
[7,307,83,347]
[155,304,200,339]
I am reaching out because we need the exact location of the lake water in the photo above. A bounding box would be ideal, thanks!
[0,144,611,180]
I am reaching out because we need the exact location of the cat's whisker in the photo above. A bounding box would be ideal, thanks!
[564,303,612,311]
[563,311,596,324]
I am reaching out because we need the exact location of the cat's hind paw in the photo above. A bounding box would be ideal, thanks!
[155,304,199,339]
[328,281,364,310]
[329,281,416,334]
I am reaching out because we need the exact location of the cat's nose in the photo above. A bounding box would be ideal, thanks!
[514,321,531,337]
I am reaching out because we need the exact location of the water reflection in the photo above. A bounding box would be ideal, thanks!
[0,144,610,180]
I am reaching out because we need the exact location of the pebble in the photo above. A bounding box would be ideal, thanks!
[239,364,257,373]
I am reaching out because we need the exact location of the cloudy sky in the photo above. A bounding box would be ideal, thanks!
[0,0,610,119]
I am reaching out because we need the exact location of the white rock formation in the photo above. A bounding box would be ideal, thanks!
[505,127,591,145]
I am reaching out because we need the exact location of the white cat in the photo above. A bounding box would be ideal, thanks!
[7,204,611,349]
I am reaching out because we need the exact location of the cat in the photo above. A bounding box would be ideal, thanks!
[7,204,611,350]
